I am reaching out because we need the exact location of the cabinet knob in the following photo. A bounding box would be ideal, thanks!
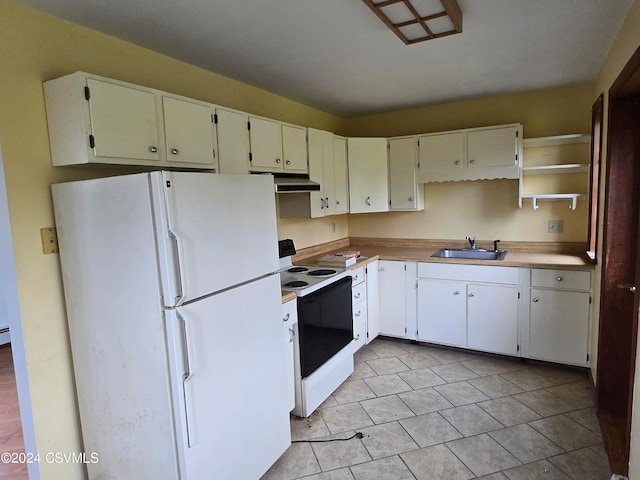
[408,197,413,202]
[171,148,179,155]
[353,275,359,281]
[355,310,361,317]
[366,196,372,206]
[320,199,325,209]
[532,297,539,303]
[336,200,341,205]
[355,334,360,340]
[454,160,461,166]
[283,313,290,323]
[149,146,158,153]
[285,160,291,165]
[354,293,361,299]
[289,328,295,343]
[556,276,563,282]
[468,293,475,298]
[275,158,281,164]
[469,159,476,165]
[453,290,460,295]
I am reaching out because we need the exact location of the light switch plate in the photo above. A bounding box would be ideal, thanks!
[548,220,564,233]
[40,227,59,254]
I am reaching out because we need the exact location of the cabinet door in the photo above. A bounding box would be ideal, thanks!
[215,108,250,175]
[417,279,466,347]
[249,117,283,172]
[307,128,326,218]
[282,300,298,412]
[322,131,336,216]
[87,78,161,161]
[467,284,519,355]
[163,97,216,167]
[282,125,308,173]
[333,136,349,214]
[418,132,464,175]
[366,261,380,344]
[347,138,389,213]
[467,126,518,169]
[389,137,422,211]
[530,289,590,366]
[352,304,367,353]
[378,261,406,338]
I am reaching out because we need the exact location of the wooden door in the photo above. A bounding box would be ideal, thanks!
[467,284,519,356]
[596,46,640,476]
[248,116,282,172]
[333,136,349,214]
[467,126,518,169]
[281,124,307,173]
[163,97,215,166]
[215,107,250,175]
[418,131,464,174]
[417,279,466,347]
[389,137,418,210]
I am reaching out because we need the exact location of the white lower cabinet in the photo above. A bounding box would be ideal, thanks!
[417,263,520,355]
[379,260,407,337]
[529,268,591,366]
[282,298,298,412]
[350,261,380,352]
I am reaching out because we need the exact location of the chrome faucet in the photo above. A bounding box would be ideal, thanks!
[466,236,476,249]
[493,239,501,252]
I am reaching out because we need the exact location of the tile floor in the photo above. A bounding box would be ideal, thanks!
[263,337,611,480]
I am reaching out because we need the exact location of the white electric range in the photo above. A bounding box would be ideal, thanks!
[278,239,354,417]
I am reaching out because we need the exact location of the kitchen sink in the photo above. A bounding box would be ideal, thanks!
[431,249,508,260]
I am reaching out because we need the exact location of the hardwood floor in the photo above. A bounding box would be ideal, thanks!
[0,345,28,480]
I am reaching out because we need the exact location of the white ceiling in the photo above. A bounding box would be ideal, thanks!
[15,0,635,116]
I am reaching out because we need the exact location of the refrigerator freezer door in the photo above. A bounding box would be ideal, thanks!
[152,172,280,307]
[167,274,290,479]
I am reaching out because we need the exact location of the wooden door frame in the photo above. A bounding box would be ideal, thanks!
[596,45,640,476]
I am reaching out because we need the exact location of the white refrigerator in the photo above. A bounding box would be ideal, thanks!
[53,171,290,480]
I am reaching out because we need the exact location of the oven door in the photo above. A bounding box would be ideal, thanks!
[297,275,353,378]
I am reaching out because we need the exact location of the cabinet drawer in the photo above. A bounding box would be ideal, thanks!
[352,306,367,353]
[352,282,366,306]
[282,299,298,326]
[350,266,366,286]
[418,262,519,285]
[531,269,591,291]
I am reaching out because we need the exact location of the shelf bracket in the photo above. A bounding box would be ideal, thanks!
[570,196,577,210]
[531,197,539,211]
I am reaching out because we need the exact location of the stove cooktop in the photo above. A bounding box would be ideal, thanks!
[279,264,349,296]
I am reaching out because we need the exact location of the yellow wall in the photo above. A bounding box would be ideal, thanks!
[344,84,594,243]
[0,1,342,478]
[590,0,640,476]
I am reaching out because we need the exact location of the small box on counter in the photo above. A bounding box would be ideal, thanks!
[318,254,357,267]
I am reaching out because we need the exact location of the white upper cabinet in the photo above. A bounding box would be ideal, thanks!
[333,136,349,215]
[249,116,308,174]
[347,137,389,214]
[417,123,522,183]
[162,96,216,167]
[214,107,250,175]
[43,72,217,170]
[388,136,424,211]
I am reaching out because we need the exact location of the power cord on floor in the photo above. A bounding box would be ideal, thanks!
[291,432,365,443]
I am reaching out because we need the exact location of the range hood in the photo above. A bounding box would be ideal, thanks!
[273,175,321,193]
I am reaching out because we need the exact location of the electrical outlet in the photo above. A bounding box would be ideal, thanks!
[548,220,563,233]
[40,227,59,254]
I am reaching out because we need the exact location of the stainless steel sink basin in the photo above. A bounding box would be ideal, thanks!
[431,249,508,260]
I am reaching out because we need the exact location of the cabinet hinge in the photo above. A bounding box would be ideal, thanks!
[405,327,407,334]
[417,140,420,146]
[212,148,216,158]
[210,113,214,123]
[84,86,90,100]
[587,353,590,361]
[517,344,520,352]
[214,113,218,124]
[589,296,592,304]
[89,134,95,149]
[249,152,253,162]
[516,130,519,138]
[247,121,251,131]
[518,292,520,299]
[404,264,407,271]
[515,153,518,162]
[389,199,392,206]
[417,162,421,169]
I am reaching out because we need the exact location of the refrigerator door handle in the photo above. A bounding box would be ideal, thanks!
[168,228,186,306]
[177,310,195,447]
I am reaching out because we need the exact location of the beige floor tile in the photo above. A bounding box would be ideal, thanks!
[360,394,415,424]
[529,414,601,450]
[366,356,410,375]
[430,363,479,383]
[447,434,521,477]
[512,390,574,417]
[354,345,379,362]
[478,396,541,426]
[500,370,557,391]
[461,357,522,376]
[397,352,441,369]
[545,380,594,409]
[369,340,410,358]
[319,395,338,409]
[440,404,503,436]
[321,403,374,434]
[589,442,608,458]
[291,410,331,441]
[426,347,478,364]
[502,459,571,480]
[298,468,355,480]
[398,387,454,415]
[476,473,509,480]
[359,421,419,459]
[401,444,474,480]
[526,365,588,385]
[264,442,321,480]
[549,446,611,480]
[399,412,462,447]
[468,375,525,399]
[435,381,490,406]
[489,424,563,463]
[349,456,415,480]
[333,379,377,405]
[310,432,372,471]
[565,407,602,435]
[349,361,377,380]
[363,373,412,396]
[398,367,446,389]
